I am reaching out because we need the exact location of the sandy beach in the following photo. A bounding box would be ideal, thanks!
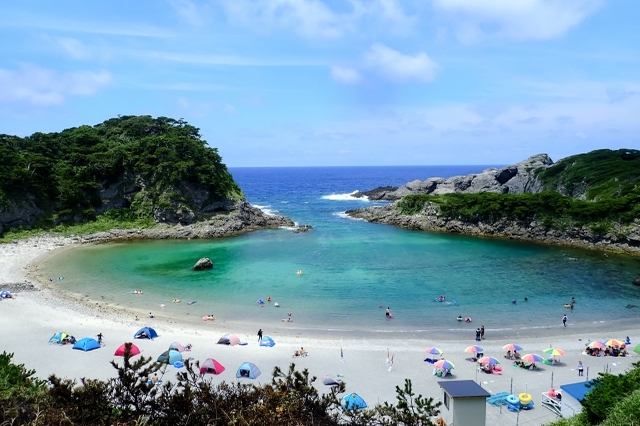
[1,237,638,426]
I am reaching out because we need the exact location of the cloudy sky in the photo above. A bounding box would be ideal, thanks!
[1,1,638,166]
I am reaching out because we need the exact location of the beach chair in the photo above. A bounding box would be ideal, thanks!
[492,366,503,375]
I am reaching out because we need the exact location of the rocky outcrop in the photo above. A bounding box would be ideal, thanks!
[193,258,213,270]
[358,154,553,201]
[346,203,640,256]
[633,279,640,286]
[293,225,313,233]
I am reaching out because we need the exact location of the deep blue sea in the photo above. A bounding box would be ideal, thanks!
[41,166,640,336]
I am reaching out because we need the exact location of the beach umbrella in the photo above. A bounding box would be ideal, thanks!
[424,347,444,356]
[587,341,606,350]
[521,353,544,363]
[502,343,523,352]
[605,339,624,347]
[464,345,483,354]
[169,342,185,352]
[342,393,367,410]
[434,360,455,370]
[477,356,500,365]
[199,358,225,375]
[542,348,565,357]
[114,343,141,357]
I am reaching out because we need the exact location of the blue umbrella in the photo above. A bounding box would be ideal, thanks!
[259,336,276,347]
[342,393,367,410]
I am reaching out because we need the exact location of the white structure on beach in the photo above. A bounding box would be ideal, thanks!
[541,381,592,419]
[438,380,490,426]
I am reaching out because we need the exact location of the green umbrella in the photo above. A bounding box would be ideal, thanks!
[634,343,640,354]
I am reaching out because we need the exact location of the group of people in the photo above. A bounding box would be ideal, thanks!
[514,360,537,370]
[292,347,309,358]
[585,345,629,357]
[505,350,521,360]
[474,326,485,341]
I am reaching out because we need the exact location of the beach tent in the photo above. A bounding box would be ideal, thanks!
[217,333,241,346]
[49,332,73,345]
[73,337,101,352]
[200,358,225,375]
[157,349,182,365]
[259,336,276,347]
[114,343,141,357]
[134,327,158,340]
[342,393,367,410]
[168,341,185,352]
[236,362,261,379]
[0,290,12,298]
[322,375,341,386]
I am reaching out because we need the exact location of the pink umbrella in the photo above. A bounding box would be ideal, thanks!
[587,341,606,349]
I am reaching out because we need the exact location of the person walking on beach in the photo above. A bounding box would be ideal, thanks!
[475,328,481,342]
[562,314,568,327]
[257,328,263,343]
[577,361,584,376]
[480,326,485,340]
[385,307,391,318]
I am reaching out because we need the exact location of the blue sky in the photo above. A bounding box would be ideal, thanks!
[1,0,638,166]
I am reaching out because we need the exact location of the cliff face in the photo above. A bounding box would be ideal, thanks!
[346,202,640,255]
[359,154,553,201]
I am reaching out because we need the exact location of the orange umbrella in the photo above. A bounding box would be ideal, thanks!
[605,339,624,347]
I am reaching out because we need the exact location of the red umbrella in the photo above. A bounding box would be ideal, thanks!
[114,343,141,357]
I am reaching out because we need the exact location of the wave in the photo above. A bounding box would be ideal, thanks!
[253,204,279,216]
[333,212,364,221]
[321,191,368,201]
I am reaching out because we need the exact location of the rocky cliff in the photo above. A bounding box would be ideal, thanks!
[346,202,640,255]
[356,154,553,201]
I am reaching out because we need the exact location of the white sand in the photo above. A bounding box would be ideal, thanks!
[1,237,638,426]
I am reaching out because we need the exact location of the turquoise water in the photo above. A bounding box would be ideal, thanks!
[41,166,640,335]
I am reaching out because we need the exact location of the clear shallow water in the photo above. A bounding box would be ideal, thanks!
[41,166,640,334]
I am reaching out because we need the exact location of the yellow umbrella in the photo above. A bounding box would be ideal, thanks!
[542,348,565,356]
[605,339,624,347]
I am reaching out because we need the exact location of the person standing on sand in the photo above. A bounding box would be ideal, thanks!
[385,307,391,318]
[475,329,481,342]
[562,314,567,327]
[257,328,263,342]
[577,361,584,376]
[480,326,485,340]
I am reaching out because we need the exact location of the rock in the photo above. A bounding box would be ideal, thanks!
[193,258,213,270]
[633,279,640,286]
[293,225,313,233]
[353,186,399,200]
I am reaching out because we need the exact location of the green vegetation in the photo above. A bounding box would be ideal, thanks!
[545,362,640,426]
[396,190,640,230]
[536,149,640,200]
[1,346,441,425]
[0,116,242,236]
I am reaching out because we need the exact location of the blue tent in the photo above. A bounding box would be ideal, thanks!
[342,393,367,410]
[259,336,276,347]
[0,290,12,298]
[157,349,182,364]
[236,362,261,379]
[73,337,101,351]
[134,327,158,340]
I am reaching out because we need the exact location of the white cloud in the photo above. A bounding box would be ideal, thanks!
[219,0,415,38]
[432,0,602,41]
[363,43,439,82]
[330,66,361,84]
[0,64,111,106]
[168,0,205,26]
[57,37,91,59]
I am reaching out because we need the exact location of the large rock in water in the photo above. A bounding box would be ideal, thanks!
[193,258,213,270]
[633,278,640,286]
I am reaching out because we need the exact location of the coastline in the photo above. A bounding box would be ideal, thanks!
[2,236,640,425]
[346,203,640,257]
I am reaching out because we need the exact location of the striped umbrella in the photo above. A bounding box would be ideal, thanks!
[502,343,523,352]
[434,359,455,370]
[477,356,500,365]
[521,353,543,363]
[464,345,483,354]
[605,339,624,347]
[542,348,565,357]
[424,347,444,356]
[587,341,606,349]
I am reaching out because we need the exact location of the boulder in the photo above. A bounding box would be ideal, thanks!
[633,278,640,286]
[193,258,213,270]
[293,225,313,233]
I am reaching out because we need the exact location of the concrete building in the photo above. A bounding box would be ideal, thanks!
[438,380,490,426]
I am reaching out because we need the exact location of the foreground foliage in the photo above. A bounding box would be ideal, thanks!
[545,362,640,426]
[0,345,441,425]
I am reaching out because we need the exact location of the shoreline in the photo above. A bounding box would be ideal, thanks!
[3,236,640,426]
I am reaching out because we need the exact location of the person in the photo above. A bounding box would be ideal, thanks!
[185,343,192,351]
[571,297,576,304]
[149,312,154,318]
[475,328,481,342]
[267,296,271,302]
[385,307,391,318]
[480,326,485,340]
[511,299,517,305]
[97,333,103,344]
[257,328,263,342]
[514,351,521,359]
[562,314,568,327]
[576,360,583,376]
[293,350,300,358]
[625,336,632,345]
[524,297,528,302]
[135,315,139,321]
[506,350,512,359]
[300,347,308,356]
[570,302,574,310]
[549,388,556,398]
[457,315,463,321]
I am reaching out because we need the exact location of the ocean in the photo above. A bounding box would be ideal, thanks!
[40,166,640,337]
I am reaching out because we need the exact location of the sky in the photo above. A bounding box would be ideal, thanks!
[1,0,638,167]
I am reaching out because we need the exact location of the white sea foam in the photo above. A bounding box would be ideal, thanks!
[321,191,368,201]
[253,204,279,216]
[333,212,364,221]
